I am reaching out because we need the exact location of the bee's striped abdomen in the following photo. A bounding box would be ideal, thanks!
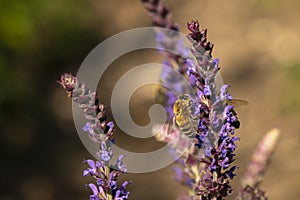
[176,115,194,137]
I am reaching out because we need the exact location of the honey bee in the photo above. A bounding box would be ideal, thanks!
[169,94,198,137]
[167,94,248,137]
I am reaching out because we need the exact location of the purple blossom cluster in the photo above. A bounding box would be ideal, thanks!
[153,19,240,198]
[143,1,279,200]
[186,20,240,198]
[57,1,280,199]
[58,73,129,200]
[143,1,241,195]
[84,159,129,200]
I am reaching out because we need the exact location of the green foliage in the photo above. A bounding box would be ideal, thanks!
[0,0,101,102]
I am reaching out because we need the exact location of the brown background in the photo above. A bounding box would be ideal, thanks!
[1,0,300,199]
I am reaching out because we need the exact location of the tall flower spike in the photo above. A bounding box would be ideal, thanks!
[58,73,115,145]
[241,128,280,188]
[58,73,130,199]
[143,2,240,199]
[186,20,240,199]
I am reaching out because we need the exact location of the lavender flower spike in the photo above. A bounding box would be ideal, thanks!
[58,73,115,157]
[58,73,130,200]
[187,20,240,199]
[241,128,280,188]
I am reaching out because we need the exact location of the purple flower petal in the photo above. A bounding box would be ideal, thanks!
[88,183,99,195]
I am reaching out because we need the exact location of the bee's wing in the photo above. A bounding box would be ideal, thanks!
[189,119,198,138]
[185,100,200,137]
[185,108,199,138]
[154,85,167,104]
[227,99,249,107]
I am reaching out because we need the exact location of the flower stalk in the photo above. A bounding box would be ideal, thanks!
[236,129,280,200]
[241,128,280,188]
[57,1,281,199]
[58,73,129,200]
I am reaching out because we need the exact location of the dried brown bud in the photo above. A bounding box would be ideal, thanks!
[57,73,77,97]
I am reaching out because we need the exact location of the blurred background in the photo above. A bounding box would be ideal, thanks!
[1,0,300,199]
